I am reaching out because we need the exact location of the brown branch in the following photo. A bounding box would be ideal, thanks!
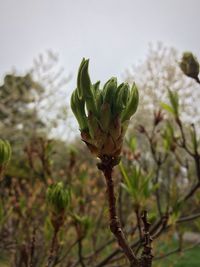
[140,211,153,267]
[154,165,163,217]
[175,119,200,203]
[118,184,125,227]
[177,212,200,223]
[176,118,194,157]
[29,227,36,267]
[78,237,86,267]
[45,228,59,267]
[97,155,139,267]
[54,240,79,265]
[94,218,164,267]
[183,181,200,202]
[135,207,142,242]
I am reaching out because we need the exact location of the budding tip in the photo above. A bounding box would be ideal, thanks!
[84,58,90,67]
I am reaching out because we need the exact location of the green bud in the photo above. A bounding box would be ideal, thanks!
[46,182,70,214]
[121,83,139,122]
[120,83,130,106]
[111,83,124,114]
[167,88,179,117]
[77,58,86,98]
[0,139,12,169]
[71,59,139,159]
[114,83,130,116]
[78,59,97,115]
[79,59,92,99]
[180,52,199,81]
[92,81,100,95]
[72,214,92,235]
[96,90,104,112]
[102,77,117,104]
[70,89,88,131]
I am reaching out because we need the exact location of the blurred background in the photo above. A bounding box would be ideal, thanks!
[1,1,200,267]
[1,0,200,139]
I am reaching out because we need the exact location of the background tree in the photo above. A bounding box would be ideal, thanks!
[0,73,45,142]
[124,43,200,130]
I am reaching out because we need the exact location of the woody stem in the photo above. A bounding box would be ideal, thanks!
[98,156,139,267]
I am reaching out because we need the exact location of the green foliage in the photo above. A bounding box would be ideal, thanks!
[72,214,92,236]
[0,73,48,181]
[126,136,137,152]
[119,162,158,208]
[161,89,179,117]
[0,74,44,135]
[44,216,54,241]
[162,121,175,151]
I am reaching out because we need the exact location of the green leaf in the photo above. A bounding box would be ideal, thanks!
[77,59,97,116]
[77,58,86,98]
[126,136,137,152]
[160,102,175,115]
[168,89,179,116]
[121,83,139,122]
[103,77,117,104]
[70,89,88,131]
[119,162,132,189]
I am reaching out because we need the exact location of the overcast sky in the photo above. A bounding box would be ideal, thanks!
[1,0,200,87]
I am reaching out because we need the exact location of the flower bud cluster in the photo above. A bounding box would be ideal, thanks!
[0,139,11,170]
[180,52,199,81]
[46,182,70,214]
[71,59,139,160]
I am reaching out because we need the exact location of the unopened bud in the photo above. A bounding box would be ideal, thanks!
[180,52,199,81]
[46,182,70,214]
[71,59,139,161]
[0,139,12,170]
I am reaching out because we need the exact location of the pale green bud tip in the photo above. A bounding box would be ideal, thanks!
[121,83,139,122]
[180,52,199,80]
[77,58,91,100]
[0,139,12,167]
[46,182,70,214]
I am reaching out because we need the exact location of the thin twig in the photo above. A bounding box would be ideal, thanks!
[177,212,200,223]
[98,155,139,267]
[78,237,85,267]
[154,241,200,261]
[29,227,36,267]
[46,228,59,267]
[140,211,153,267]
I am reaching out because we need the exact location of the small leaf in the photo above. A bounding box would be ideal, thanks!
[160,102,175,115]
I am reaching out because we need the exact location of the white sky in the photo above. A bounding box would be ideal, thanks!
[1,0,200,87]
